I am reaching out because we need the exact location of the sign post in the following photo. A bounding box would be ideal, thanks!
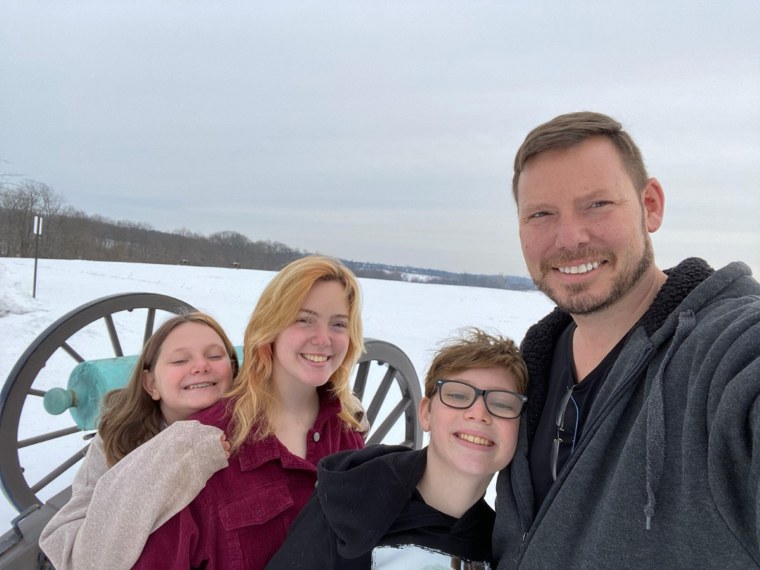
[32,215,43,298]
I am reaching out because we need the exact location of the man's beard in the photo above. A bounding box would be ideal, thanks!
[534,237,654,316]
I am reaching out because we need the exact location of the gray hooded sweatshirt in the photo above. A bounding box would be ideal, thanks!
[493,258,760,569]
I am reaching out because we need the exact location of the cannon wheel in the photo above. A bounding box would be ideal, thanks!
[0,293,422,516]
[356,339,422,449]
[0,293,197,514]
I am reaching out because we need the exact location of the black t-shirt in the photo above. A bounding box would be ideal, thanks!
[529,322,626,508]
[374,489,495,567]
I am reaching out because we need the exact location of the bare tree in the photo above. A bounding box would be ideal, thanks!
[0,180,63,257]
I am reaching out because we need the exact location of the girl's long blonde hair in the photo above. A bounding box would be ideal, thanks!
[227,255,365,452]
[98,312,239,467]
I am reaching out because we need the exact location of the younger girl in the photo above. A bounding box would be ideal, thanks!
[39,312,239,570]
[132,255,367,568]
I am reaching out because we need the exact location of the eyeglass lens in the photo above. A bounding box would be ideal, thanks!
[551,387,579,481]
[438,380,524,419]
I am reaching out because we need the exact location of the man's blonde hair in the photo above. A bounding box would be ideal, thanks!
[512,111,648,202]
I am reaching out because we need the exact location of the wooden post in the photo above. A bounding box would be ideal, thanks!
[32,216,43,298]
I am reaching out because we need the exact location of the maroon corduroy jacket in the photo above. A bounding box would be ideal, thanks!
[132,392,365,569]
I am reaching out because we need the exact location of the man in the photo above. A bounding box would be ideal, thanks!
[493,111,760,569]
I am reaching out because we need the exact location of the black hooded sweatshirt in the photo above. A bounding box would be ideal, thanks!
[266,444,495,569]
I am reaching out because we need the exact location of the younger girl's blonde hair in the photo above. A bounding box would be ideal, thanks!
[227,255,365,452]
[99,312,239,467]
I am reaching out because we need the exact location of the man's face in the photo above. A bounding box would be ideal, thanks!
[516,137,662,315]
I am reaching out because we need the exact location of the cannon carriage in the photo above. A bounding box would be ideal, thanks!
[0,293,422,568]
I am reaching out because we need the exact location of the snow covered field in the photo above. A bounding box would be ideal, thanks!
[0,257,553,529]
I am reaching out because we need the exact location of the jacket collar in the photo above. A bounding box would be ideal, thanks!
[228,389,342,472]
[521,257,714,441]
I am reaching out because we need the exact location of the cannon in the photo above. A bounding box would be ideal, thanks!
[0,293,422,568]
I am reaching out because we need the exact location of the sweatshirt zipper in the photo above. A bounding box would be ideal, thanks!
[514,343,654,565]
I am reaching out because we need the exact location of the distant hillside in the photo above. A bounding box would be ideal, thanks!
[343,260,535,291]
[0,180,534,291]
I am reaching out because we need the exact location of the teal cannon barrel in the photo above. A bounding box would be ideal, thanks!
[42,347,244,430]
[43,356,139,430]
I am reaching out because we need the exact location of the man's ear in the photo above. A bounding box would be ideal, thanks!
[141,370,160,401]
[418,397,431,432]
[642,177,665,233]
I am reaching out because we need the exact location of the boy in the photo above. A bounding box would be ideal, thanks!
[267,328,528,569]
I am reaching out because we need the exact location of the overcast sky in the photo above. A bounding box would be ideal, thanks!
[1,1,758,277]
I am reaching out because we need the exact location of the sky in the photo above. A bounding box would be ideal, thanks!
[1,1,758,277]
[0,257,554,532]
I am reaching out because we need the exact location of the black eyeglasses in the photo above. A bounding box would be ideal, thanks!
[433,380,527,420]
[550,386,579,481]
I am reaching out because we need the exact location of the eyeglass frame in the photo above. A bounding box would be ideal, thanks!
[550,386,580,481]
[432,379,528,420]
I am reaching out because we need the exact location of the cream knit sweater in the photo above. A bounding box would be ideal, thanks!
[39,420,228,570]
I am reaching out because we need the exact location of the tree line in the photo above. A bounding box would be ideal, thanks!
[0,180,311,270]
[0,179,534,291]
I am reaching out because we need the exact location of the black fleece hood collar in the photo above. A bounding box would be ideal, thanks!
[522,257,716,442]
[315,445,427,559]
